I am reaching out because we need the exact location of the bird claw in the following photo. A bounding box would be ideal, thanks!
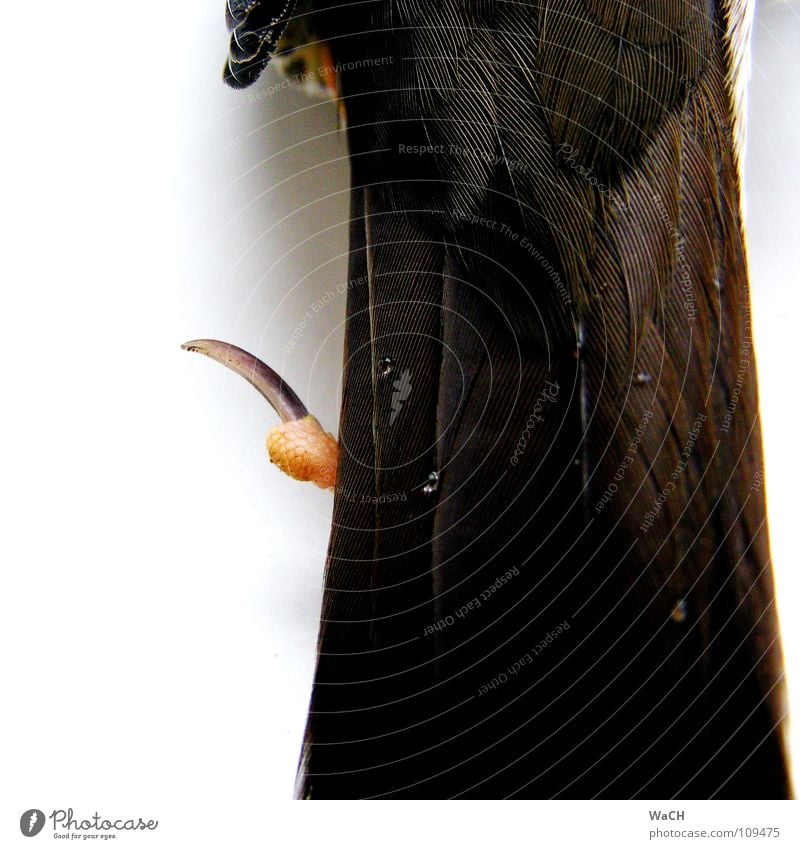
[183,339,338,489]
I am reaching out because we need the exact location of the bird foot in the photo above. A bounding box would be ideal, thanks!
[267,416,338,489]
[183,339,338,490]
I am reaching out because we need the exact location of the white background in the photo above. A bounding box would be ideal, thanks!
[1,1,798,846]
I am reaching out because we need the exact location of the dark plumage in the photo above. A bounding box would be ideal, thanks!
[223,0,297,88]
[222,0,790,798]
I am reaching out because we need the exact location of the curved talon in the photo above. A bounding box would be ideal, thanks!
[182,339,309,422]
[182,339,338,489]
